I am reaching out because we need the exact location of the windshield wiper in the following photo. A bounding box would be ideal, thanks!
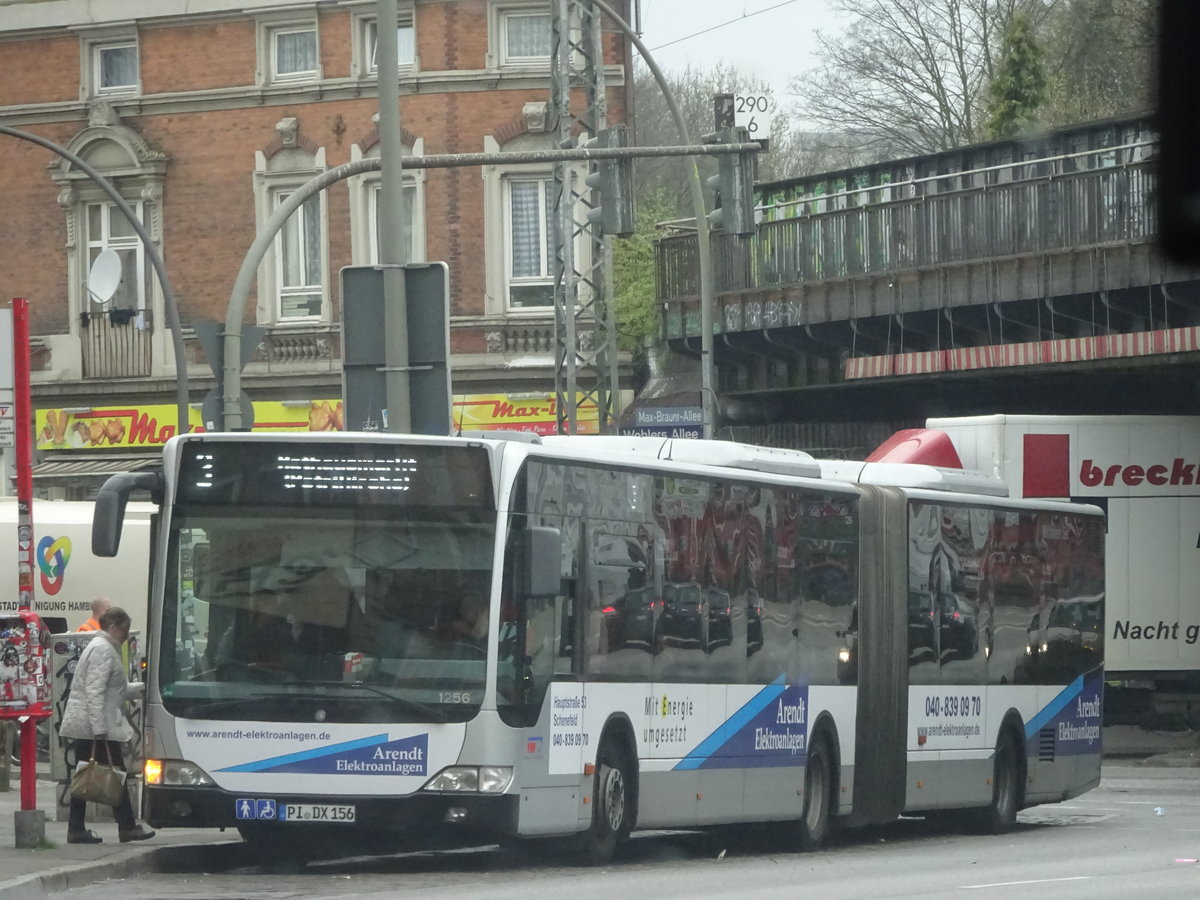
[178,695,274,718]
[180,689,449,723]
[303,681,450,723]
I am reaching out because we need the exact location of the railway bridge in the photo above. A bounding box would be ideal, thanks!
[653,114,1200,456]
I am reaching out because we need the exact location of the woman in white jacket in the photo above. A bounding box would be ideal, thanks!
[58,606,155,844]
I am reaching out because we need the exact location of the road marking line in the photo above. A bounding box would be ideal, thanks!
[962,876,1091,889]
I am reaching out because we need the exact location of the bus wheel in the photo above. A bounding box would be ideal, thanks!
[984,730,1021,833]
[798,736,833,850]
[577,738,631,865]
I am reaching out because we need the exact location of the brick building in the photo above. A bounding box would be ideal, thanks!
[0,0,634,497]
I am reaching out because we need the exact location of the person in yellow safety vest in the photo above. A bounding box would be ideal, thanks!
[78,596,112,633]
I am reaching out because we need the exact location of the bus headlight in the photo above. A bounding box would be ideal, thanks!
[145,759,215,787]
[424,766,513,794]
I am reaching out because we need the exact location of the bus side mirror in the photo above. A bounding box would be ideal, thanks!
[93,471,160,557]
[525,526,562,596]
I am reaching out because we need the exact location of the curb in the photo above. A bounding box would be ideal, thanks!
[0,840,245,899]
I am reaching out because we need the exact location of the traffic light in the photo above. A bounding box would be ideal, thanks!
[585,126,635,237]
[706,126,756,235]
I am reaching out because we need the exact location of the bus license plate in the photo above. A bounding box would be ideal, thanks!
[279,804,356,823]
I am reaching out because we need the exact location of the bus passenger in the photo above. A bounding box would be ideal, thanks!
[447,593,489,646]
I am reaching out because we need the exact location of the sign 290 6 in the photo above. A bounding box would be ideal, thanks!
[734,94,774,141]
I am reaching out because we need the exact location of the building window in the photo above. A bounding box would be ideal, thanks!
[368,182,421,264]
[365,18,416,71]
[501,10,552,63]
[94,42,138,94]
[275,192,324,319]
[85,201,145,313]
[84,38,139,97]
[505,175,554,309]
[272,26,318,80]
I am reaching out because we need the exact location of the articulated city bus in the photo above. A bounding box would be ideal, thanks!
[93,433,1105,861]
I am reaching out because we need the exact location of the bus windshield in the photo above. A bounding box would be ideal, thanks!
[160,440,496,724]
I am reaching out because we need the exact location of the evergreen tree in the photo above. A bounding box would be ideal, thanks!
[985,11,1049,140]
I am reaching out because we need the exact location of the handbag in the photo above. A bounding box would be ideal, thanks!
[69,741,127,808]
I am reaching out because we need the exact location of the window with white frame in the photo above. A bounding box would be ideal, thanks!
[271,25,318,81]
[505,175,555,309]
[91,41,138,95]
[274,192,325,319]
[500,8,552,64]
[85,201,145,314]
[365,17,416,71]
[368,181,421,264]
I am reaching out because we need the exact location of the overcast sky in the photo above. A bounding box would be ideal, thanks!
[636,0,848,109]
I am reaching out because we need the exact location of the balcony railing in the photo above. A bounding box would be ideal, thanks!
[80,308,153,379]
[261,326,339,370]
[657,146,1157,304]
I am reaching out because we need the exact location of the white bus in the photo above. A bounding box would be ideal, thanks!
[93,432,1105,860]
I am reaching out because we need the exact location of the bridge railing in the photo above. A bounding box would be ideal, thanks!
[657,143,1156,302]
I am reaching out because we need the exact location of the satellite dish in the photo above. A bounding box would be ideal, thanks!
[87,249,122,304]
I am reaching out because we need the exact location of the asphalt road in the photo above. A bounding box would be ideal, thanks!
[63,764,1200,899]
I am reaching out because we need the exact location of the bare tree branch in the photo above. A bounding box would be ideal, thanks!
[788,0,1030,155]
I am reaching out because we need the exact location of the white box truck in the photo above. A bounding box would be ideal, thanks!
[871,415,1200,723]
[0,498,153,632]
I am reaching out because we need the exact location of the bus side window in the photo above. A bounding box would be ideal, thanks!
[557,577,576,661]
[191,541,210,600]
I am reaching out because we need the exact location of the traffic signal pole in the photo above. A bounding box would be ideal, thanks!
[377,0,412,433]
[217,142,755,431]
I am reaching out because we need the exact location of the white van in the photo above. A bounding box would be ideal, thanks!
[0,498,153,632]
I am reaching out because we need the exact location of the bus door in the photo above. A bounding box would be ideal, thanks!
[847,485,908,826]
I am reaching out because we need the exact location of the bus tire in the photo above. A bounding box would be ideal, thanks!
[576,737,632,865]
[984,728,1022,833]
[798,734,834,851]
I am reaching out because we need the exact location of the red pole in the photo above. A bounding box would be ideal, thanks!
[19,722,35,809]
[13,299,36,811]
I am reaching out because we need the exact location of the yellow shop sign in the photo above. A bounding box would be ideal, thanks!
[36,400,345,450]
[452,393,598,435]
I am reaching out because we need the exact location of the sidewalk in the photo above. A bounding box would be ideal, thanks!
[0,765,235,900]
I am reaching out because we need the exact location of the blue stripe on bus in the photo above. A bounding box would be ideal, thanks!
[673,676,788,771]
[216,733,389,772]
[1022,675,1084,741]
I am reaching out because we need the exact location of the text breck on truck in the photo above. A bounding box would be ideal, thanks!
[1080,458,1200,487]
